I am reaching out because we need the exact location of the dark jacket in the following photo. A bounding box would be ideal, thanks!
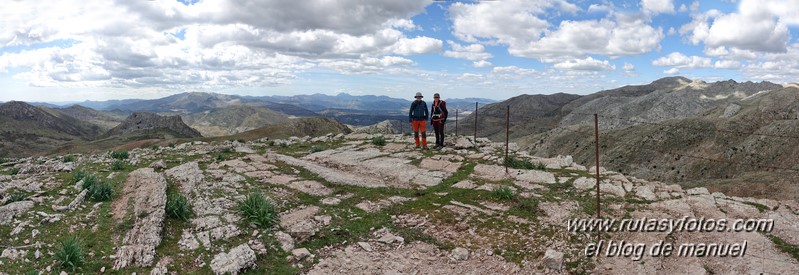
[409,100,428,122]
[430,100,448,124]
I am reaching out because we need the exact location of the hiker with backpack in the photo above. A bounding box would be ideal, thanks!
[409,92,429,149]
[430,93,448,149]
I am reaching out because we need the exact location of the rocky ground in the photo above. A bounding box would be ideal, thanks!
[0,133,797,274]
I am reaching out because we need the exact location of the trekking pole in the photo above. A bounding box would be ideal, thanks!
[455,109,458,136]
[594,113,601,243]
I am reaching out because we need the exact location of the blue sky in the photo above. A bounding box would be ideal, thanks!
[2,0,798,102]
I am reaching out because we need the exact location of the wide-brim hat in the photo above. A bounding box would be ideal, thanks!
[415,92,423,98]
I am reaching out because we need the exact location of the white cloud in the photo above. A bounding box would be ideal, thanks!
[623,62,635,71]
[680,0,796,54]
[0,0,439,90]
[388,36,443,55]
[553,57,615,71]
[714,60,741,69]
[472,60,492,68]
[642,0,675,15]
[679,4,688,13]
[587,4,610,13]
[443,41,492,61]
[664,68,680,74]
[652,52,712,68]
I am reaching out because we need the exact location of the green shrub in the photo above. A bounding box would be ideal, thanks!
[72,169,87,184]
[111,160,125,171]
[237,139,246,143]
[221,148,234,154]
[238,193,278,229]
[151,145,159,151]
[491,186,515,201]
[166,193,192,221]
[267,141,276,146]
[504,155,546,170]
[81,174,98,190]
[56,236,84,271]
[8,167,20,175]
[214,153,227,162]
[5,192,27,205]
[63,155,75,163]
[111,151,129,160]
[88,182,114,201]
[371,136,386,146]
[310,145,325,153]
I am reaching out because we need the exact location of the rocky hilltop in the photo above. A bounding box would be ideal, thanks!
[0,133,796,274]
[105,112,202,138]
[0,102,103,157]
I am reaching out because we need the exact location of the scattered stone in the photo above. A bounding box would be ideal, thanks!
[321,197,341,205]
[1,248,24,261]
[292,248,311,261]
[358,242,373,252]
[275,231,295,252]
[687,187,710,195]
[0,200,34,225]
[149,160,166,170]
[378,233,397,244]
[53,189,87,212]
[210,244,256,275]
[543,249,564,271]
[452,180,477,189]
[451,247,469,261]
[634,185,657,201]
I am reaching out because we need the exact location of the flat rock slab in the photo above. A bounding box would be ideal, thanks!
[113,168,167,270]
[210,244,256,275]
[165,162,203,195]
[269,153,386,188]
[288,180,333,196]
[308,242,535,274]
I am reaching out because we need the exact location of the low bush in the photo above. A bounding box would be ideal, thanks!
[371,136,386,146]
[238,193,278,229]
[55,236,84,271]
[88,181,114,201]
[166,193,192,221]
[111,151,129,160]
[111,160,125,171]
[63,155,76,163]
[491,186,515,201]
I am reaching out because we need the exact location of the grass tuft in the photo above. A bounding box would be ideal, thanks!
[5,191,27,205]
[504,155,546,170]
[55,236,84,271]
[371,136,387,146]
[238,193,279,229]
[166,193,193,221]
[88,181,114,201]
[111,150,129,160]
[491,186,515,201]
[63,155,76,163]
[111,160,125,171]
[81,174,98,190]
[310,145,325,153]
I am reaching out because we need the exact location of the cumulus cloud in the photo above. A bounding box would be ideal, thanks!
[664,68,680,74]
[0,0,439,90]
[443,41,492,61]
[623,62,635,71]
[652,52,712,68]
[472,60,492,68]
[680,0,795,53]
[642,0,675,15]
[553,57,615,71]
[449,1,664,60]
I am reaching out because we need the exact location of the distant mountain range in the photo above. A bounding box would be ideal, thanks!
[458,77,796,199]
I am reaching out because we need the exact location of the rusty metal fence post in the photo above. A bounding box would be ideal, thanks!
[474,102,478,142]
[505,105,510,174]
[594,113,601,243]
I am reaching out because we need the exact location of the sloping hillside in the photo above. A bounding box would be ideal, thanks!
[0,101,103,157]
[105,112,202,139]
[183,105,290,137]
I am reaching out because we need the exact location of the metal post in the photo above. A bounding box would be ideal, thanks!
[474,102,478,141]
[505,105,510,174]
[455,109,458,136]
[594,113,601,243]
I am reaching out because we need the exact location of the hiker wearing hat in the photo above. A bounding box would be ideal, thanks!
[430,93,448,149]
[409,92,429,149]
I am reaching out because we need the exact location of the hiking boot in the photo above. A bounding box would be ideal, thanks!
[422,146,429,150]
[415,145,420,148]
